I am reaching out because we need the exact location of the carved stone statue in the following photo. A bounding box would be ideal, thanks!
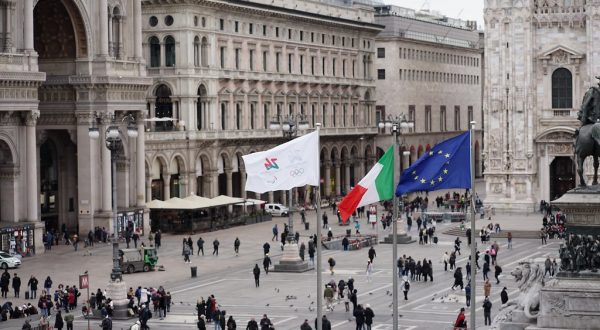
[575,78,600,186]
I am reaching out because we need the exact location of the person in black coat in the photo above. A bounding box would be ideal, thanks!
[364,304,375,330]
[12,273,21,298]
[368,247,376,263]
[353,304,365,330]
[197,237,205,256]
[315,315,332,330]
[197,315,206,330]
[246,318,258,330]
[300,319,312,330]
[500,287,509,305]
[253,264,260,287]
[262,255,272,274]
[263,242,270,256]
[54,310,64,330]
[452,267,464,290]
[259,314,272,330]
[483,297,493,325]
[350,289,358,312]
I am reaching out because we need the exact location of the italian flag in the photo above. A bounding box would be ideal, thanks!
[338,146,395,222]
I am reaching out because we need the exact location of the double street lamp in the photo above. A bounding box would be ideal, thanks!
[269,114,310,242]
[89,113,138,284]
[378,114,413,330]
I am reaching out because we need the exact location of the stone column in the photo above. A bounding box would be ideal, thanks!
[163,174,171,200]
[99,0,109,56]
[136,117,146,206]
[107,11,113,56]
[281,189,287,205]
[240,169,247,199]
[324,163,331,197]
[101,117,112,212]
[268,191,274,203]
[26,111,39,222]
[3,1,13,52]
[344,163,351,193]
[133,0,142,59]
[208,170,218,198]
[225,170,232,196]
[24,0,34,50]
[335,163,341,196]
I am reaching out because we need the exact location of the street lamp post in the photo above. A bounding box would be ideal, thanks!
[89,113,138,319]
[378,114,413,330]
[269,114,312,274]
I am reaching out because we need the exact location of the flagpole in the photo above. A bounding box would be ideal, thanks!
[315,123,323,330]
[469,121,477,330]
[392,125,399,330]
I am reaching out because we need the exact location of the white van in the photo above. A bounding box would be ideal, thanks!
[265,203,289,217]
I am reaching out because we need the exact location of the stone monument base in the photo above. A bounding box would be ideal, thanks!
[536,274,600,329]
[273,243,314,273]
[381,230,415,244]
[105,279,131,320]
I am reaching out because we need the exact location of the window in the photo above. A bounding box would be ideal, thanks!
[164,15,174,26]
[288,103,294,116]
[220,46,226,68]
[454,106,461,130]
[322,33,325,44]
[249,23,253,34]
[219,19,224,30]
[149,16,158,27]
[311,104,316,127]
[322,104,327,127]
[300,55,304,74]
[234,21,239,32]
[276,52,281,72]
[288,53,293,73]
[351,38,355,48]
[235,48,240,69]
[377,69,385,80]
[263,103,269,128]
[250,103,255,129]
[263,25,267,36]
[375,105,384,127]
[377,47,385,58]
[342,59,346,77]
[165,36,176,67]
[552,68,573,108]
[352,60,355,78]
[288,29,292,39]
[322,57,326,76]
[276,27,279,37]
[263,51,268,71]
[193,37,200,67]
[332,58,336,76]
[220,103,227,129]
[409,105,415,132]
[311,32,314,43]
[201,37,208,67]
[300,31,303,41]
[332,35,335,45]
[333,104,337,127]
[468,106,474,127]
[201,17,206,27]
[236,103,242,129]
[425,105,432,132]
[311,56,315,75]
[342,37,345,47]
[149,36,160,67]
[440,106,446,132]
[249,49,255,71]
[352,105,357,126]
[343,105,347,127]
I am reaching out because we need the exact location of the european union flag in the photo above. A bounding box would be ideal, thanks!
[396,131,472,196]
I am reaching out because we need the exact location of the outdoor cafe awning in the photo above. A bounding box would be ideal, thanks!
[147,195,265,210]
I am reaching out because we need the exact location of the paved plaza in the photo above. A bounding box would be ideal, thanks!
[0,189,558,330]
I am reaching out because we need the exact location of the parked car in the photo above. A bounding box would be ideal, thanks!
[0,251,21,269]
[265,203,289,217]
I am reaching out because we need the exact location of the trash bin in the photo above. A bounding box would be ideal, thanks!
[191,266,197,278]
[346,229,351,237]
[305,222,309,230]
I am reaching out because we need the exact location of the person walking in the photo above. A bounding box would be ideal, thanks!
[484,279,492,297]
[154,230,162,250]
[453,308,467,329]
[28,275,38,299]
[324,285,334,311]
[263,254,272,274]
[12,273,21,298]
[101,315,113,330]
[353,304,366,330]
[183,244,191,263]
[464,283,471,307]
[253,264,261,288]
[212,239,220,256]
[364,304,375,330]
[64,312,74,330]
[544,257,552,277]
[315,315,332,330]
[483,297,493,325]
[540,227,547,245]
[54,310,64,330]
[300,319,312,330]
[483,261,490,281]
[401,276,410,300]
[328,257,336,275]
[454,237,462,255]
[501,287,509,304]
[308,242,315,265]
[368,246,376,263]
[259,314,273,330]
[366,260,374,282]
[234,238,240,256]
[322,212,328,229]
[551,258,558,277]
[272,225,278,241]
[227,315,237,330]
[197,237,205,256]
[495,264,503,284]
[442,252,449,272]
[507,232,513,249]
[451,267,464,290]
[246,318,258,330]
[299,242,306,261]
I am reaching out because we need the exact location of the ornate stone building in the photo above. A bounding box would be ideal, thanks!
[483,0,596,211]
[373,5,484,175]
[0,0,151,254]
[141,0,383,205]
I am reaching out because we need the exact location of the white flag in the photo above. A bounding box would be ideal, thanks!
[243,131,319,193]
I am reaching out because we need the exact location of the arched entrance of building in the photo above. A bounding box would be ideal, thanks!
[232,153,243,198]
[196,154,210,197]
[550,157,575,200]
[155,85,174,131]
[0,139,16,222]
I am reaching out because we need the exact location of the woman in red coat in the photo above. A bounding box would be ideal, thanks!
[454,307,467,329]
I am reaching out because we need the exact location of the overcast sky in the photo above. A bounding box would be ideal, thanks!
[384,0,485,29]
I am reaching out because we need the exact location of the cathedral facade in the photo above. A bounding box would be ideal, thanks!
[483,0,597,211]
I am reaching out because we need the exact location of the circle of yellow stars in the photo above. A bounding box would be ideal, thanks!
[411,149,451,187]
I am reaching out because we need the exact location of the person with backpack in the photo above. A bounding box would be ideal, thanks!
[401,276,410,300]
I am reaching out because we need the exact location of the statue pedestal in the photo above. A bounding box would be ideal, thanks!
[552,186,600,235]
[536,275,600,329]
[273,243,313,273]
[105,279,130,319]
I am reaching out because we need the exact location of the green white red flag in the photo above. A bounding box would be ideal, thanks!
[338,146,394,222]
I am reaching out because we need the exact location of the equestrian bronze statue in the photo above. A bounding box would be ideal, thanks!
[575,78,600,186]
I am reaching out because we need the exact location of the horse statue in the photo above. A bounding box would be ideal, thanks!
[575,81,600,187]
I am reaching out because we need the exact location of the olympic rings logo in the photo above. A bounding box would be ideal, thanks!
[289,168,305,177]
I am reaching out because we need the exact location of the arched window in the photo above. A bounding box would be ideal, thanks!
[552,68,572,109]
[343,105,347,127]
[236,103,242,129]
[201,37,209,67]
[332,104,337,127]
[194,37,200,67]
[111,7,122,58]
[197,85,207,130]
[322,104,328,127]
[165,36,176,67]
[250,103,256,129]
[220,103,227,130]
[149,36,160,67]
[155,85,173,131]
